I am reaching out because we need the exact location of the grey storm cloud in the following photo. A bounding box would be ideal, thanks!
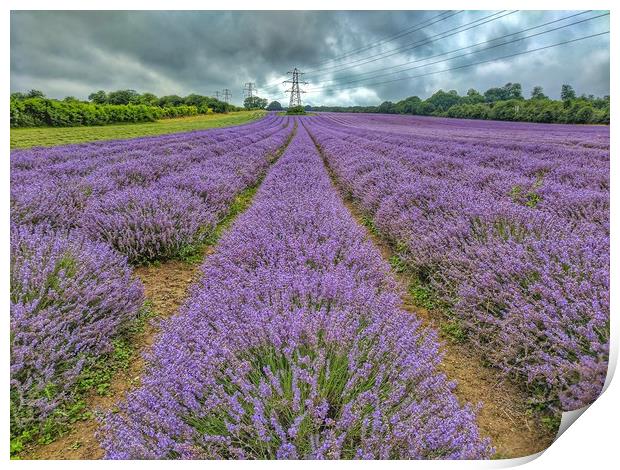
[11,10,610,106]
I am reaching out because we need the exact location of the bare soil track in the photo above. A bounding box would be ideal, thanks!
[22,123,297,460]
[23,257,209,459]
[305,123,558,459]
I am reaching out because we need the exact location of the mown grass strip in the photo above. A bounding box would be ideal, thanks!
[11,111,266,149]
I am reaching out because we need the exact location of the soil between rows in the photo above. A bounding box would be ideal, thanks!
[303,121,558,459]
[21,123,298,460]
[23,119,556,459]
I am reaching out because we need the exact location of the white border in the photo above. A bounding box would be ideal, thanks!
[3,1,616,468]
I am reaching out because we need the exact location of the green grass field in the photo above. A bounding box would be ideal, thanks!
[10,111,266,149]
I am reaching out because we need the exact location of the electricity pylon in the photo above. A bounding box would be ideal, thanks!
[283,68,308,107]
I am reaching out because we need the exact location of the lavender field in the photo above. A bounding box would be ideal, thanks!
[306,113,609,411]
[10,112,610,459]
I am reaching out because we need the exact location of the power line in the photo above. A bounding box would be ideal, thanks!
[283,68,308,107]
[304,10,518,77]
[259,10,464,91]
[310,10,463,67]
[308,10,593,88]
[260,10,515,93]
[306,31,609,94]
[308,11,606,91]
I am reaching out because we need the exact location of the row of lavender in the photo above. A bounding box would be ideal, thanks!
[10,115,293,447]
[306,114,609,411]
[12,114,294,262]
[318,116,609,236]
[324,113,610,151]
[101,123,491,459]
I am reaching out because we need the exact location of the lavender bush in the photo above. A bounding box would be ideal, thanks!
[10,114,293,450]
[11,114,294,262]
[81,186,214,264]
[10,225,144,442]
[306,113,609,411]
[101,123,491,459]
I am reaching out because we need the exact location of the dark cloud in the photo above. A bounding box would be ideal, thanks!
[11,10,609,105]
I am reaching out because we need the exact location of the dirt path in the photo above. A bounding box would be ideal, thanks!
[344,203,556,457]
[23,256,210,460]
[305,126,558,459]
[22,123,297,460]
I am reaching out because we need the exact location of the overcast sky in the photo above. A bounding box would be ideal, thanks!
[11,10,610,106]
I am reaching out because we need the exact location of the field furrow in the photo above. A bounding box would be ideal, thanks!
[10,114,296,456]
[305,114,609,413]
[101,120,491,460]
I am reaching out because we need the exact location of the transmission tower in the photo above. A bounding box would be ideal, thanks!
[214,90,221,100]
[243,82,257,100]
[222,89,232,104]
[283,68,308,107]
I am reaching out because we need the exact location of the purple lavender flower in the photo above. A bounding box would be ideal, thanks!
[101,122,490,460]
[12,114,294,263]
[10,224,144,438]
[306,113,609,411]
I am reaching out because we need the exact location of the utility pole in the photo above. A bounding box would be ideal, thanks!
[283,68,308,108]
[222,89,232,104]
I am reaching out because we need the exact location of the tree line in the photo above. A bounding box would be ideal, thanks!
[308,83,609,125]
[10,89,240,128]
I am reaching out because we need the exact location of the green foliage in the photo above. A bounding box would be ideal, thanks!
[463,88,485,104]
[539,413,562,433]
[138,92,159,106]
[10,97,199,128]
[440,321,467,343]
[244,96,268,110]
[309,82,608,125]
[378,101,396,114]
[26,89,45,99]
[408,282,437,310]
[509,174,544,208]
[88,90,107,104]
[159,94,185,107]
[394,96,423,114]
[388,255,407,274]
[530,86,548,100]
[359,214,379,235]
[561,84,576,101]
[11,89,237,128]
[446,103,489,120]
[286,105,307,115]
[426,89,461,112]
[181,93,232,113]
[188,340,386,459]
[107,89,140,105]
[483,82,524,103]
[266,100,283,111]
